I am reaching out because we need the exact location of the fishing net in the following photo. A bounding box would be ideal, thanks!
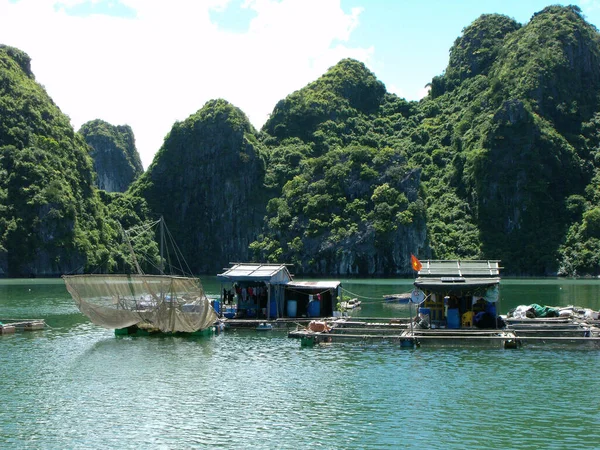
[63,274,217,333]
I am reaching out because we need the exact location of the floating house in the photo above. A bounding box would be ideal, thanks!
[413,260,501,329]
[284,280,341,318]
[289,260,600,348]
[217,263,341,321]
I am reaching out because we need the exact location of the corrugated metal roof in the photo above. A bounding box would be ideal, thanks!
[286,281,341,290]
[415,277,500,291]
[418,260,501,277]
[217,263,292,284]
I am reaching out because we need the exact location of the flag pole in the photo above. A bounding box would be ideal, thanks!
[409,254,424,343]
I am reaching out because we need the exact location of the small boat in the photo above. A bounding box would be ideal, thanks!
[0,319,45,334]
[383,293,411,304]
[256,322,273,331]
[223,307,237,319]
[340,298,361,310]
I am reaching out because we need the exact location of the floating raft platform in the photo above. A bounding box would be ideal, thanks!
[289,317,600,348]
[222,317,316,329]
[290,327,518,348]
[114,322,217,337]
[0,319,46,335]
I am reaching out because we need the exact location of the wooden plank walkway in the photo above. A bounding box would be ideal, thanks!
[222,317,314,329]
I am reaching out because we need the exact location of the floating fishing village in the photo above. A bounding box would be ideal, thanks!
[7,256,600,350]
[3,221,600,348]
[215,259,600,349]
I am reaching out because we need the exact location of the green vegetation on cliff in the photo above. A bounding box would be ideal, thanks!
[129,99,268,274]
[253,60,426,274]
[0,45,116,276]
[0,46,155,276]
[419,5,600,274]
[5,5,600,277]
[251,5,600,275]
[79,119,143,192]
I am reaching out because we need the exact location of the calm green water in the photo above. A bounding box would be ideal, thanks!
[2,277,600,449]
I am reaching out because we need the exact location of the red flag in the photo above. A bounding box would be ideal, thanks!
[411,254,422,272]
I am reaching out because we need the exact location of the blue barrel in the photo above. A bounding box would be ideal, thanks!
[287,300,297,318]
[308,300,321,317]
[447,308,460,328]
[212,300,221,314]
[269,300,278,318]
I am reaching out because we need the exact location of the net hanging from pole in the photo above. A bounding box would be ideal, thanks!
[63,274,217,333]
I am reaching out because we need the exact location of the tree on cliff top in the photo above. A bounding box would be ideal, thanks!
[262,59,388,145]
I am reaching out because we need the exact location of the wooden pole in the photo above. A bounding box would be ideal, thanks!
[267,283,271,319]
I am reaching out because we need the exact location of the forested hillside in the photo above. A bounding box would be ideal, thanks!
[0,45,157,276]
[129,99,269,273]
[421,5,600,275]
[255,59,427,274]
[0,45,114,276]
[3,5,600,277]
[252,5,600,276]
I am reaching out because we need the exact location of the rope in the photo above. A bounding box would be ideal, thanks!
[341,287,413,303]
[284,287,332,297]
[341,287,383,301]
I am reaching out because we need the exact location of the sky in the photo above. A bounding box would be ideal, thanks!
[2,0,600,169]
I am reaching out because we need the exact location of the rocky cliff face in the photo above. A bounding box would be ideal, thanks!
[79,119,143,192]
[129,99,268,274]
[300,168,427,276]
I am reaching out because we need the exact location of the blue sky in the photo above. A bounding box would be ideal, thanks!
[1,0,599,168]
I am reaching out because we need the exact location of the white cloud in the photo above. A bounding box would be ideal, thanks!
[579,0,600,11]
[0,0,371,168]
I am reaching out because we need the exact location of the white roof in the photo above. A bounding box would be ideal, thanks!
[418,260,501,277]
[286,281,341,290]
[217,263,292,284]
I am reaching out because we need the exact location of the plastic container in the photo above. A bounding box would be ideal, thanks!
[307,300,321,317]
[287,300,297,318]
[462,310,474,327]
[269,300,278,318]
[418,307,431,318]
[447,308,460,329]
[212,300,220,314]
